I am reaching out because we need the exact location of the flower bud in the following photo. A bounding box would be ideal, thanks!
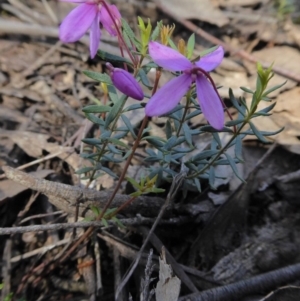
[106,63,144,100]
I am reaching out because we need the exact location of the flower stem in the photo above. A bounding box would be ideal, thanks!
[102,1,137,65]
[187,119,248,179]
[85,94,129,188]
[176,92,191,137]
[97,115,148,217]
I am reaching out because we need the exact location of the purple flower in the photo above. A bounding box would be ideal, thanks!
[59,1,121,58]
[106,63,144,100]
[145,42,225,130]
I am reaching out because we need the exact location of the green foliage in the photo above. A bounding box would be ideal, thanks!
[80,17,284,207]
[274,0,295,20]
[0,284,14,301]
[137,17,152,56]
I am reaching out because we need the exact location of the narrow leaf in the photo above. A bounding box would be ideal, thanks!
[97,49,131,64]
[249,121,270,143]
[121,114,137,139]
[104,99,123,129]
[82,105,111,114]
[225,153,245,182]
[83,70,112,85]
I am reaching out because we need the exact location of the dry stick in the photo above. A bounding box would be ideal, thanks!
[139,226,199,293]
[99,231,216,287]
[2,166,165,218]
[0,216,190,235]
[21,40,63,78]
[94,239,103,294]
[58,116,149,264]
[8,0,48,24]
[0,218,190,238]
[41,0,58,24]
[10,238,70,263]
[153,1,300,83]
[179,263,300,301]
[0,149,73,180]
[116,171,187,298]
[1,239,12,300]
[0,19,122,56]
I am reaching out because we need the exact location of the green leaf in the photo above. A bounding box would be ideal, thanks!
[173,147,193,153]
[83,70,112,85]
[209,166,216,189]
[187,33,195,59]
[104,99,124,129]
[229,88,246,116]
[126,176,141,190]
[81,138,102,146]
[240,86,254,94]
[262,81,286,97]
[225,118,245,127]
[130,191,142,197]
[194,177,201,192]
[186,109,202,120]
[99,166,119,178]
[97,49,131,65]
[108,144,122,154]
[123,103,144,112]
[85,113,105,126]
[82,105,111,114]
[199,45,218,57]
[183,123,193,146]
[212,132,222,148]
[234,135,244,162]
[107,137,129,149]
[108,85,119,104]
[192,150,219,162]
[199,125,233,133]
[137,16,152,55]
[165,120,172,139]
[75,166,94,174]
[168,38,177,50]
[123,149,132,160]
[151,21,162,41]
[143,136,166,148]
[122,29,132,49]
[112,216,125,228]
[225,153,245,182]
[122,18,141,50]
[102,218,109,227]
[121,114,137,139]
[164,136,177,151]
[138,68,152,88]
[90,205,101,216]
[242,127,284,136]
[249,121,270,143]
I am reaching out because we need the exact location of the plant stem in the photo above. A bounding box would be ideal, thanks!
[98,115,149,216]
[102,1,137,65]
[187,120,248,179]
[85,94,128,188]
[176,92,191,137]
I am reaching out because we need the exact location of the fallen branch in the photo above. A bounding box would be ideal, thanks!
[179,263,300,301]
[2,166,167,218]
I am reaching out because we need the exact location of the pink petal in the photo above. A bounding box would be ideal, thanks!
[89,12,101,58]
[145,74,192,116]
[100,4,121,36]
[149,42,192,72]
[60,0,87,3]
[112,68,144,100]
[59,3,97,43]
[195,46,224,72]
[195,74,224,130]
